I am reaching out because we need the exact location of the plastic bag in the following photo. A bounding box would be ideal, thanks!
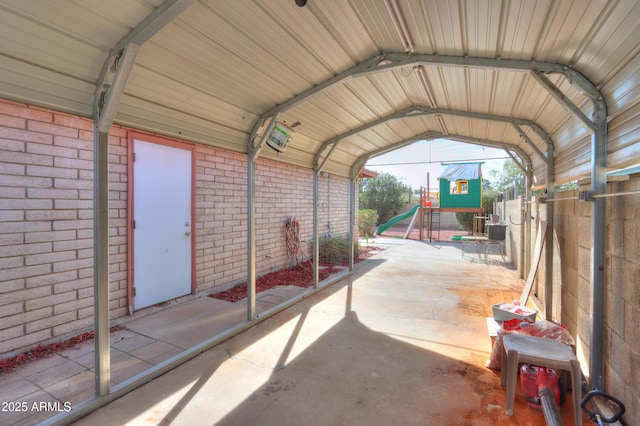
[485,319,575,370]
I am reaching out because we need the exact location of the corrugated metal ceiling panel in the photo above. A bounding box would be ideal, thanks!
[0,0,639,186]
[126,66,258,130]
[603,53,640,118]
[116,96,249,152]
[609,103,640,153]
[195,1,339,84]
[0,57,94,115]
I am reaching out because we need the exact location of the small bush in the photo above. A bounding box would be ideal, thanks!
[455,192,497,232]
[319,236,359,264]
[358,209,379,237]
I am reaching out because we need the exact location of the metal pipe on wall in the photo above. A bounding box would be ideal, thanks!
[539,189,640,202]
[524,169,532,282]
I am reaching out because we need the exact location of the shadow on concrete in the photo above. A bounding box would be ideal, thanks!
[215,310,505,425]
[69,239,585,425]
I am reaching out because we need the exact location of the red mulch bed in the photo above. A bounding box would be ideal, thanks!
[0,325,125,374]
[209,246,384,303]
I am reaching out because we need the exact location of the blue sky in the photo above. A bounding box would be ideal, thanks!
[365,139,508,191]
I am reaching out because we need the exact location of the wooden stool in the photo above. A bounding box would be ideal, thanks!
[501,334,582,426]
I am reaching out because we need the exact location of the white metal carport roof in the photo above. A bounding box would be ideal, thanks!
[1,0,639,422]
[2,0,639,183]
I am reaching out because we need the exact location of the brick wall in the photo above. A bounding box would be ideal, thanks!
[194,148,323,292]
[0,100,129,355]
[317,172,352,239]
[194,146,247,291]
[0,99,354,357]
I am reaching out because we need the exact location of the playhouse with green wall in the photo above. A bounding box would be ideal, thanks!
[438,163,483,208]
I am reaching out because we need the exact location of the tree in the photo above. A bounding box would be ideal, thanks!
[488,159,525,196]
[359,172,410,223]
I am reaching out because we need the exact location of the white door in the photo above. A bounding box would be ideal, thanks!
[133,139,192,310]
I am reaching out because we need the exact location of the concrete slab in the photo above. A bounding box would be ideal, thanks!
[67,238,586,426]
[124,297,247,349]
[0,238,587,425]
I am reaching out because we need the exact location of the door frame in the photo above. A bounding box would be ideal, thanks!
[127,131,196,313]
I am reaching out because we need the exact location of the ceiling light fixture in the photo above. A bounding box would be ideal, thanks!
[383,0,414,53]
[266,122,295,153]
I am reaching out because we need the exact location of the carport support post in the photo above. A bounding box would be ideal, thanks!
[91,41,139,398]
[590,117,608,391]
[93,129,110,397]
[87,1,195,399]
[532,66,607,389]
[349,175,356,270]
[312,170,320,287]
[544,145,555,321]
[247,116,278,320]
[506,150,532,280]
[247,157,258,320]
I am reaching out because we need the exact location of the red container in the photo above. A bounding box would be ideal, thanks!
[520,364,563,406]
[520,364,541,404]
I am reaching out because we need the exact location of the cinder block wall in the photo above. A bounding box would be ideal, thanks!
[0,99,353,357]
[502,181,640,421]
[493,198,524,277]
[556,179,640,422]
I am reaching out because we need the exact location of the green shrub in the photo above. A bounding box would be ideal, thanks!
[455,192,497,232]
[319,236,360,264]
[359,172,410,223]
[358,209,379,237]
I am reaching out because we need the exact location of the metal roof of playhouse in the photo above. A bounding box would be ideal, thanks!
[438,163,482,182]
[1,0,639,187]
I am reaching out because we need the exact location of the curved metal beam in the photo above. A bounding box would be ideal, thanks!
[94,0,196,130]
[250,52,599,153]
[530,70,596,133]
[315,105,553,174]
[511,124,547,161]
[350,131,532,181]
[90,0,197,405]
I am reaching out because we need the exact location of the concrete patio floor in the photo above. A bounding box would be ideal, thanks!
[1,237,586,425]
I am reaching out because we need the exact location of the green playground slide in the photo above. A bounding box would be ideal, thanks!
[376,204,420,235]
